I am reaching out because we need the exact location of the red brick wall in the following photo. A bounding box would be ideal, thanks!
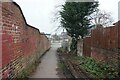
[0,1,2,35]
[0,2,2,78]
[0,1,50,78]
[2,2,25,68]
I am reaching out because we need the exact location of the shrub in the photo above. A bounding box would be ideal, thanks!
[73,56,119,78]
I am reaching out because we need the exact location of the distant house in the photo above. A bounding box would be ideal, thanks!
[60,32,69,41]
[60,32,72,51]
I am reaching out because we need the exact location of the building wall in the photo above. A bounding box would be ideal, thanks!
[0,1,50,78]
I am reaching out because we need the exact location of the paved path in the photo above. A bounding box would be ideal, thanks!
[29,42,61,78]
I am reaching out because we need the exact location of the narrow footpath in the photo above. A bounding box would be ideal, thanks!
[29,42,61,78]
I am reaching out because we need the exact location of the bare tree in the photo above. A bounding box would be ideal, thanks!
[90,9,114,27]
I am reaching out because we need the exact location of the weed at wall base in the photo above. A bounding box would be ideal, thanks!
[16,60,40,79]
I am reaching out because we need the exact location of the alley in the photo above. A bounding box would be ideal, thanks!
[29,42,61,78]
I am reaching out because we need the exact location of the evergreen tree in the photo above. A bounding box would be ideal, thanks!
[60,1,99,53]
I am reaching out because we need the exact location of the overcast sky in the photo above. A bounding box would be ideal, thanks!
[13,0,120,34]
